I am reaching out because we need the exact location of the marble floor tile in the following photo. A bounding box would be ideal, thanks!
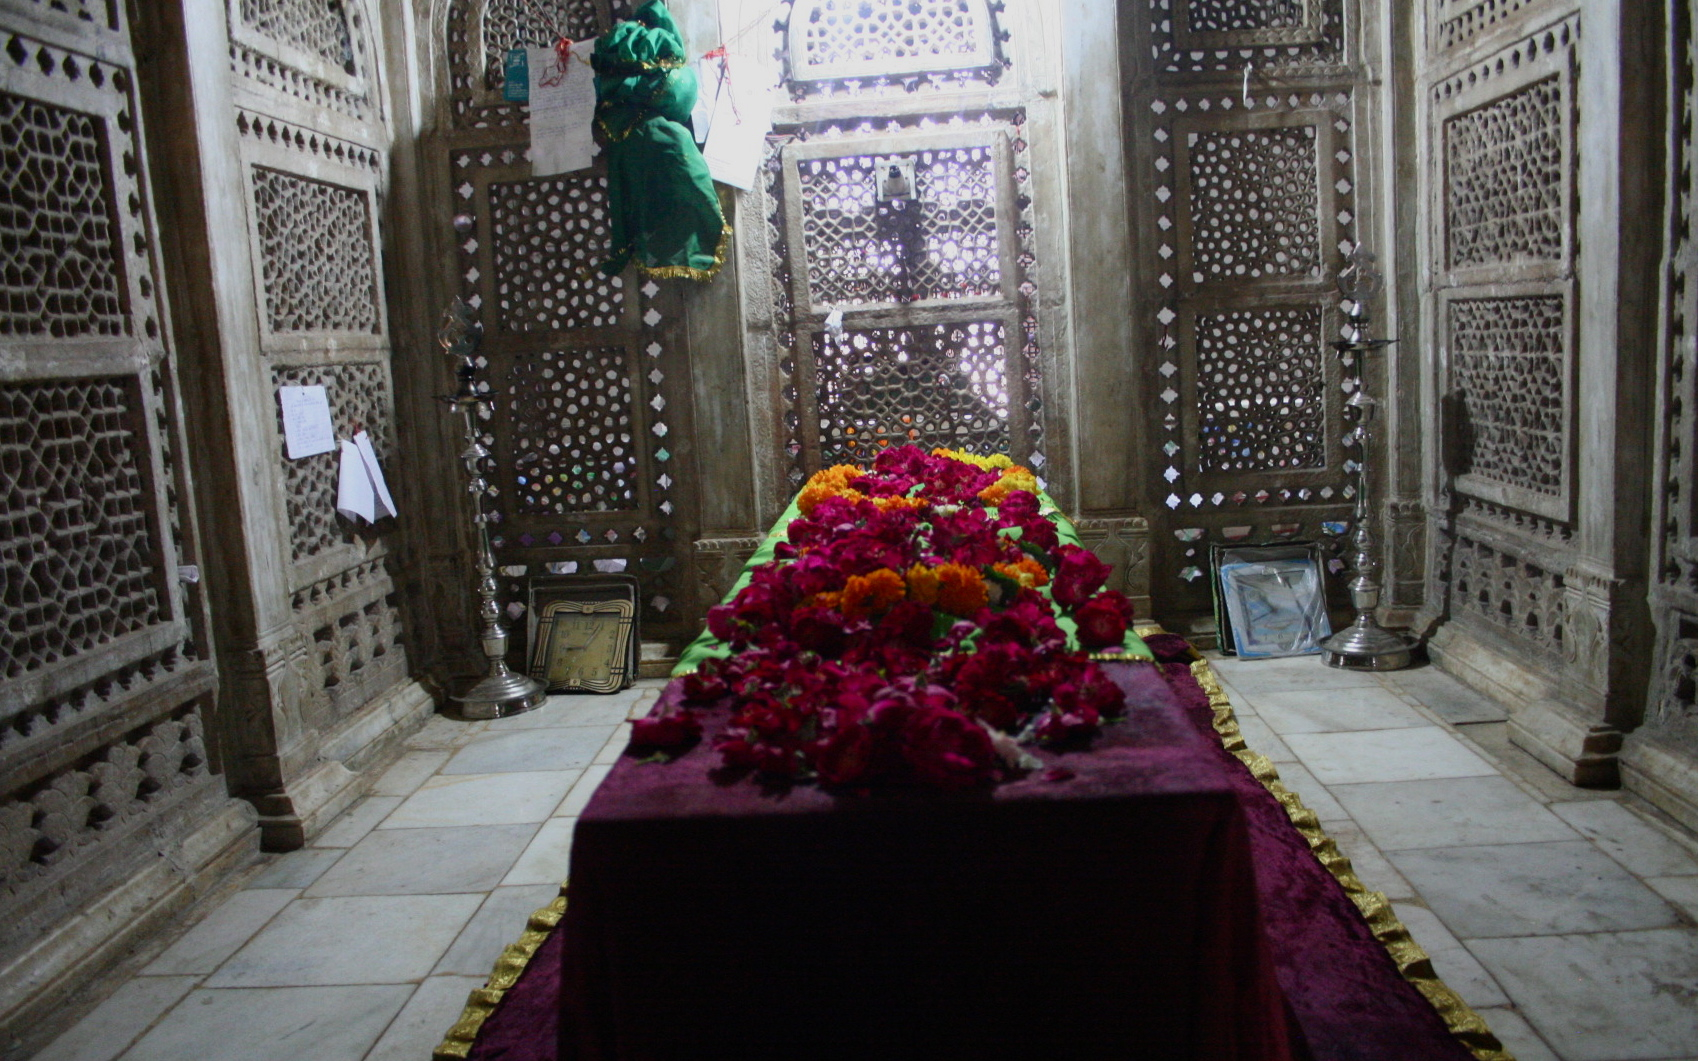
[1233,714,1295,762]
[487,692,641,731]
[117,985,412,1061]
[363,974,487,1061]
[1252,686,1433,734]
[1284,726,1497,786]
[441,725,615,775]
[1268,760,1349,821]
[1321,819,1418,901]
[304,823,538,898]
[554,763,613,819]
[593,722,634,765]
[1390,841,1682,939]
[311,796,403,849]
[1551,799,1698,878]
[142,889,297,976]
[1468,928,1698,1061]
[381,770,582,829]
[35,975,200,1061]
[206,894,482,987]
[1391,903,1508,1008]
[1381,666,1509,725]
[245,847,344,890]
[405,714,479,750]
[1645,875,1698,919]
[1469,1007,1560,1061]
[370,750,452,796]
[1330,776,1580,852]
[1208,654,1383,694]
[433,884,561,976]
[502,816,577,886]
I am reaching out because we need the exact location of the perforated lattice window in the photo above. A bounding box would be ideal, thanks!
[1183,0,1307,33]
[1449,295,1566,497]
[789,0,998,82]
[490,173,624,333]
[1,377,167,678]
[273,362,393,560]
[508,346,638,513]
[798,146,1000,307]
[240,0,355,71]
[1187,124,1322,283]
[1445,76,1565,271]
[812,321,1009,464]
[251,167,380,334]
[480,0,602,91]
[1194,306,1326,474]
[1,90,125,339]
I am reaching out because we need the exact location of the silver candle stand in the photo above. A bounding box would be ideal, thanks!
[438,298,547,718]
[1319,249,1414,671]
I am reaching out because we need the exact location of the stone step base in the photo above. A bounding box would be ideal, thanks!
[637,640,678,680]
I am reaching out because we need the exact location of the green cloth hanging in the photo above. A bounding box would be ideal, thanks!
[592,1,730,281]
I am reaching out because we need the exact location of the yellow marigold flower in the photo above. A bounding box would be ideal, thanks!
[992,557,1049,589]
[935,563,989,616]
[905,564,940,607]
[841,568,906,619]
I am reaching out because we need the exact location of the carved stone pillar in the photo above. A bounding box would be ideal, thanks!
[1074,516,1153,619]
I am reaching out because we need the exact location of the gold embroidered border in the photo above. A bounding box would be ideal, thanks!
[638,223,733,282]
[434,633,1513,1061]
[433,887,568,1061]
[1185,650,1514,1061]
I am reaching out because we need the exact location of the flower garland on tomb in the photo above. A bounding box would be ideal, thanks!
[633,445,1147,791]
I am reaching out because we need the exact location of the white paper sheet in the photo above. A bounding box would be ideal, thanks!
[529,41,598,176]
[336,439,375,523]
[690,56,725,146]
[337,431,397,524]
[279,385,335,460]
[352,430,396,519]
[702,56,771,191]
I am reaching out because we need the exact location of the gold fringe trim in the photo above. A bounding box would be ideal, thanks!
[433,886,569,1061]
[432,637,1512,1061]
[1184,652,1514,1061]
[637,224,733,282]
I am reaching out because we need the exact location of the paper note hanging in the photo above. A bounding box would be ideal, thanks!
[529,41,598,176]
[336,431,396,524]
[701,55,771,192]
[278,385,335,460]
[336,439,375,523]
[690,55,725,147]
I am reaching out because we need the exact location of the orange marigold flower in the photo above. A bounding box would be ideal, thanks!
[978,481,1011,506]
[872,495,925,513]
[810,591,843,610]
[935,563,989,616]
[992,557,1049,589]
[906,564,940,607]
[841,568,905,619]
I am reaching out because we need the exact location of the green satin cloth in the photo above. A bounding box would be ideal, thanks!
[592,1,728,280]
[673,492,1154,675]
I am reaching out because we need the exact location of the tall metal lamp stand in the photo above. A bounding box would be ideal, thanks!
[438,298,547,718]
[1320,249,1414,671]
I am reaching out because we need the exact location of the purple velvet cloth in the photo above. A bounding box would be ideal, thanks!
[464,644,1474,1061]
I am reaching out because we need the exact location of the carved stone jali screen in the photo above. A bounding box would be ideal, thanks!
[757,108,1044,488]
[1126,0,1364,618]
[437,0,696,655]
[0,2,249,1035]
[771,128,1035,474]
[1427,15,1578,665]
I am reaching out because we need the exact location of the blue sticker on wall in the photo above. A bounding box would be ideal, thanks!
[503,47,529,102]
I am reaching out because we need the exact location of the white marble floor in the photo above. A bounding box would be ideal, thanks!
[33,660,1698,1061]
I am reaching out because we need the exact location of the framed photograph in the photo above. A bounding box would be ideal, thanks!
[530,598,636,693]
[1212,542,1332,659]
